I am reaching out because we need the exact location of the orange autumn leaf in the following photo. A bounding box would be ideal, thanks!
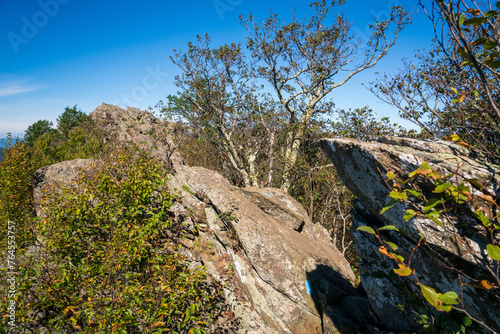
[379,246,399,262]
[479,194,497,205]
[481,280,495,290]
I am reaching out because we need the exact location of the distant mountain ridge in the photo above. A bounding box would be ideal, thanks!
[0,138,8,148]
[0,138,6,161]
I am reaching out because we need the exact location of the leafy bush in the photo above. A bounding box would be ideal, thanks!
[0,117,105,253]
[3,147,220,333]
[0,135,38,250]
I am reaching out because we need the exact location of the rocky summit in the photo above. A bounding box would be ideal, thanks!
[32,104,372,334]
[31,104,500,333]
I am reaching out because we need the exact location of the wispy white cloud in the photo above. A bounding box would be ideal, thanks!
[0,80,43,97]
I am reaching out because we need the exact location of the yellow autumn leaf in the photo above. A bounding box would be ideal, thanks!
[444,134,460,142]
[393,263,412,277]
[149,321,165,328]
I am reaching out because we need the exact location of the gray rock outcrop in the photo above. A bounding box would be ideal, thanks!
[320,137,500,333]
[31,104,370,333]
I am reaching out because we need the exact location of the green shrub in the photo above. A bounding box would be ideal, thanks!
[0,118,106,252]
[0,135,37,250]
[4,147,220,333]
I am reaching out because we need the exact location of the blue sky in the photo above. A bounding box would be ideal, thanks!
[0,0,436,137]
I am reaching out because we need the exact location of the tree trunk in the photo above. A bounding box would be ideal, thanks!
[280,130,302,192]
[247,150,259,187]
[266,131,275,187]
[218,126,252,187]
[280,107,315,192]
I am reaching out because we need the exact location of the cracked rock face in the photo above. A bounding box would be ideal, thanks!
[31,104,370,334]
[320,137,500,333]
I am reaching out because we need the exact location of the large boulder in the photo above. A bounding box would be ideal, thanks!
[31,104,370,333]
[169,165,358,333]
[32,158,100,217]
[319,136,500,333]
[90,103,185,166]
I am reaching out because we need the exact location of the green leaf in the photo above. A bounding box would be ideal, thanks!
[420,285,457,312]
[464,178,484,191]
[475,210,491,227]
[485,59,500,68]
[357,226,376,235]
[464,17,487,25]
[458,13,466,25]
[471,37,488,46]
[463,317,473,326]
[424,198,443,212]
[409,162,432,177]
[380,198,398,214]
[440,291,459,305]
[387,171,396,180]
[487,244,500,260]
[383,240,398,251]
[457,183,471,193]
[393,265,412,277]
[378,225,400,232]
[485,10,499,17]
[484,41,498,50]
[396,178,410,185]
[404,209,417,222]
[421,284,439,306]
[405,189,422,198]
[389,190,408,200]
[433,182,451,193]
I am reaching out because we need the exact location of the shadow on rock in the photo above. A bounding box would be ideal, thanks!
[307,265,373,334]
